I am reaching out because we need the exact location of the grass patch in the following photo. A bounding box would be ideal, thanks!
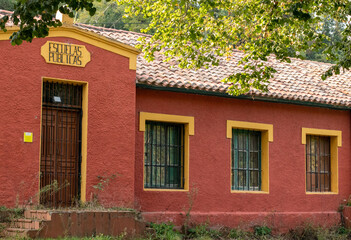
[285,225,351,240]
[1,211,351,240]
[2,225,351,239]
[147,223,351,240]
[187,224,221,239]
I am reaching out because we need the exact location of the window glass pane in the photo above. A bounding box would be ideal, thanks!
[238,131,245,150]
[156,166,161,187]
[322,173,330,191]
[324,138,330,154]
[144,124,150,165]
[310,155,316,172]
[250,152,259,169]
[238,170,246,189]
[250,133,259,151]
[169,166,179,185]
[160,167,165,186]
[238,151,246,168]
[170,146,176,165]
[250,171,259,188]
[306,173,311,192]
[306,153,311,171]
[144,166,150,186]
[160,126,165,166]
[320,156,329,173]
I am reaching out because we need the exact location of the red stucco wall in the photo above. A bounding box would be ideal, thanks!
[0,37,136,208]
[135,88,351,230]
[1,31,350,231]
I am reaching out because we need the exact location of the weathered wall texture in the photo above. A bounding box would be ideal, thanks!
[0,37,136,207]
[135,88,351,230]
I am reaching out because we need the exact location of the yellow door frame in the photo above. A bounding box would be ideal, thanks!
[39,77,88,204]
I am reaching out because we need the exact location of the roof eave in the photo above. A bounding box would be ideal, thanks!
[136,83,351,110]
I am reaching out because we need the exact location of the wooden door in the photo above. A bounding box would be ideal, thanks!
[40,82,82,207]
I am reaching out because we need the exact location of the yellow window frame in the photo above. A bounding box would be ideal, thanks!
[139,112,194,191]
[302,128,342,194]
[227,120,273,194]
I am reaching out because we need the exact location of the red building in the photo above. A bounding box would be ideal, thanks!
[1,10,351,231]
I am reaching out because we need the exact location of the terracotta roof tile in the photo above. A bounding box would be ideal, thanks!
[0,9,14,26]
[1,9,350,107]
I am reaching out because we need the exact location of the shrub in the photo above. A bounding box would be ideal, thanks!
[149,222,182,240]
[226,228,248,239]
[254,225,272,236]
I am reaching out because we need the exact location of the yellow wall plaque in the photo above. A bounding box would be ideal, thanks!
[41,41,91,67]
[24,132,33,143]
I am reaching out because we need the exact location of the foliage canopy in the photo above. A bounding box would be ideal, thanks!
[76,1,150,33]
[0,0,15,11]
[1,0,351,94]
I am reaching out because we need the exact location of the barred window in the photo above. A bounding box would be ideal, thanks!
[144,121,184,189]
[231,129,261,191]
[306,135,331,192]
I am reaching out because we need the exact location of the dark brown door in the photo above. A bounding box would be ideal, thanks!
[40,82,82,207]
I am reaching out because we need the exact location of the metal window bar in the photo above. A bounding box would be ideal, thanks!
[40,82,82,207]
[306,135,331,192]
[144,121,184,189]
[231,129,261,191]
[43,82,82,109]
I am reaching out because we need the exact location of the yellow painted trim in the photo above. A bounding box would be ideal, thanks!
[230,190,269,194]
[139,112,194,191]
[306,192,338,195]
[62,14,74,26]
[330,136,339,194]
[301,128,342,147]
[143,189,189,192]
[43,76,89,85]
[139,112,195,135]
[302,127,341,194]
[226,120,273,142]
[227,120,273,193]
[41,77,88,203]
[0,26,140,70]
[81,83,88,202]
[38,81,43,205]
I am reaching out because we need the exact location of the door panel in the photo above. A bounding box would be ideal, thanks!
[56,110,80,206]
[40,109,57,205]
